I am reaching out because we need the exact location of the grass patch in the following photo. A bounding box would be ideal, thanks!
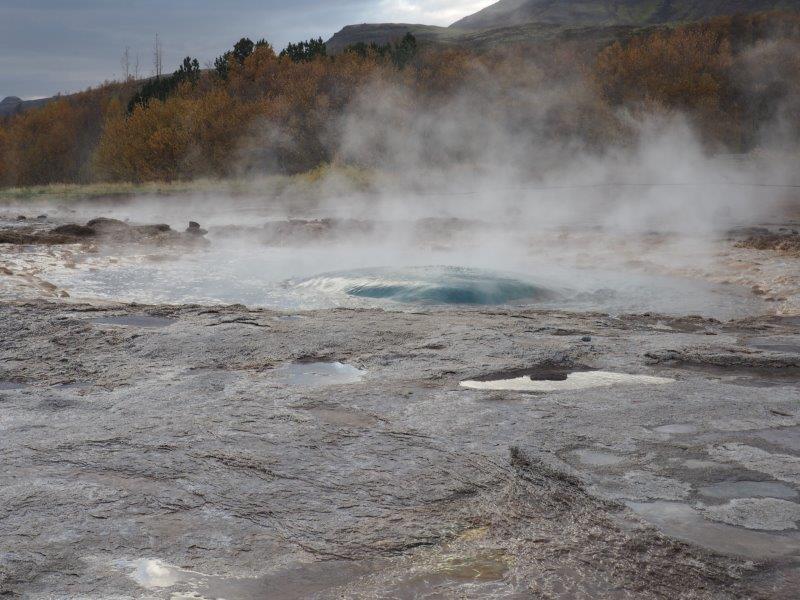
[0,164,378,203]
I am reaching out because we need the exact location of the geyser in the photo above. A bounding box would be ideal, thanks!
[297,266,558,306]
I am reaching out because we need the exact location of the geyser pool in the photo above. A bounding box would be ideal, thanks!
[27,243,767,318]
[296,266,558,305]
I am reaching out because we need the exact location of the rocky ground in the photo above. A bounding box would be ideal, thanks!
[1,209,799,598]
[1,299,799,598]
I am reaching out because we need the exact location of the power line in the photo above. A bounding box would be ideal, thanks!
[406,181,800,197]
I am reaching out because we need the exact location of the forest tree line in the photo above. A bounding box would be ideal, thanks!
[0,12,799,188]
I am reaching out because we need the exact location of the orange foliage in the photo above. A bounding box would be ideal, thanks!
[594,12,800,149]
[2,11,800,187]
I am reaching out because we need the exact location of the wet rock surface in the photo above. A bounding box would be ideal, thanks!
[0,217,208,246]
[1,301,799,598]
[735,231,800,257]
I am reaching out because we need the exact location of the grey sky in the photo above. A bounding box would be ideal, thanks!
[0,0,494,99]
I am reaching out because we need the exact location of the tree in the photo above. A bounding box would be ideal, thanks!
[280,37,327,63]
[343,33,416,68]
[127,55,201,113]
[233,38,255,64]
[214,52,232,79]
[214,38,259,80]
[176,56,200,83]
[391,33,417,68]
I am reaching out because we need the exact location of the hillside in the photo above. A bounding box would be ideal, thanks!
[325,20,646,52]
[451,0,800,30]
[325,24,455,53]
[326,0,800,51]
[0,96,50,118]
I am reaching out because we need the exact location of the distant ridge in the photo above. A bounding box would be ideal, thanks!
[326,0,800,52]
[450,0,800,30]
[0,96,50,118]
[325,24,451,53]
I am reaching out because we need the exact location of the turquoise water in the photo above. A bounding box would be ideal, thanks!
[300,266,558,305]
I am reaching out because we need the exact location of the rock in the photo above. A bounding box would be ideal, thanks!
[0,229,80,245]
[86,217,129,232]
[50,224,96,237]
[186,221,208,236]
[130,224,172,237]
[16,215,26,221]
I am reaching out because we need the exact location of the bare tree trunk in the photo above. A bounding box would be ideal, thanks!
[121,46,131,81]
[153,34,163,78]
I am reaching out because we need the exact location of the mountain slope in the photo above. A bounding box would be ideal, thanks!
[325,24,454,53]
[0,96,50,118]
[326,1,800,52]
[451,0,800,30]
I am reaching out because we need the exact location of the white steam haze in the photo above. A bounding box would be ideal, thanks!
[314,61,795,242]
[12,50,798,317]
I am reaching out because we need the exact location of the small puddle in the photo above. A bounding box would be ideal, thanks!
[698,481,798,500]
[750,427,800,452]
[129,559,190,588]
[92,315,177,328]
[308,407,378,428]
[55,381,92,390]
[573,449,626,467]
[746,339,800,354]
[390,549,510,595]
[682,459,732,470]
[272,362,365,387]
[202,559,377,599]
[653,424,698,435]
[627,501,800,559]
[461,370,673,392]
[0,381,28,390]
[124,557,380,599]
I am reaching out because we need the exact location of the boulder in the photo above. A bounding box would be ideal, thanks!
[50,224,96,237]
[186,221,208,236]
[86,217,129,232]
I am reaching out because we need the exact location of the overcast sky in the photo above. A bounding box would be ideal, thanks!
[0,0,495,99]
